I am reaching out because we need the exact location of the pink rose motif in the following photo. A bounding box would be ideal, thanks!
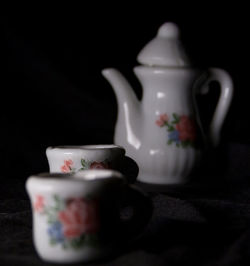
[90,161,109,169]
[176,115,196,141]
[58,198,99,238]
[156,113,168,127]
[34,195,44,213]
[61,159,73,173]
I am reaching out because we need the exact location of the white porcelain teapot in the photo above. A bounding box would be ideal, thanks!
[102,22,233,185]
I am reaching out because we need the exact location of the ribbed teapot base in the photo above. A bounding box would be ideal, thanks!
[137,172,188,185]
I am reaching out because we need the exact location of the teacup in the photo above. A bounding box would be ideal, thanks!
[46,145,125,173]
[26,170,152,264]
[46,145,139,183]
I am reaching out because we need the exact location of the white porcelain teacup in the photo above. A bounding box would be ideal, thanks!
[46,145,138,183]
[26,170,152,264]
[46,145,125,173]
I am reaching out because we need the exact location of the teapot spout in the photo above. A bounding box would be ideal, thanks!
[102,68,139,106]
[102,68,141,150]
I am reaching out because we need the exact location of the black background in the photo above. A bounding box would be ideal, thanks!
[1,4,250,266]
[1,5,249,178]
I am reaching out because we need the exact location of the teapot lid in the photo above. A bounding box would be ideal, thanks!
[137,22,191,67]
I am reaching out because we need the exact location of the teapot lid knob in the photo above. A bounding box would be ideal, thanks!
[157,22,180,38]
[137,22,191,67]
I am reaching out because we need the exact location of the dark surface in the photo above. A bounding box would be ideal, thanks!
[1,6,250,266]
[2,145,250,266]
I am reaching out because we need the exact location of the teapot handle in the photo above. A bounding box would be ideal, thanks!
[195,68,233,147]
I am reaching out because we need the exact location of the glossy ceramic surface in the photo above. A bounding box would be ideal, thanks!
[102,22,233,185]
[26,170,126,263]
[46,145,125,173]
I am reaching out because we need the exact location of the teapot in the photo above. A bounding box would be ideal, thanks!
[102,22,233,185]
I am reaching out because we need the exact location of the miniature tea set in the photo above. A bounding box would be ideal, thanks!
[26,22,234,263]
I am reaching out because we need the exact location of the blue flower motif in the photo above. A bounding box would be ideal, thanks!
[48,221,64,243]
[168,130,180,143]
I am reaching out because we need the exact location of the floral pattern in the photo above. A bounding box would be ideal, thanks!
[61,159,74,173]
[156,113,196,148]
[60,159,110,173]
[156,114,169,127]
[89,161,109,170]
[34,195,45,213]
[34,195,99,249]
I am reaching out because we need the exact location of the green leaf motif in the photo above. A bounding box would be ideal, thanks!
[54,195,60,205]
[47,216,57,224]
[53,194,64,211]
[50,239,57,246]
[62,242,68,249]
[167,126,175,132]
[81,159,88,169]
[45,207,58,224]
[70,235,86,249]
[70,168,76,174]
[173,113,180,122]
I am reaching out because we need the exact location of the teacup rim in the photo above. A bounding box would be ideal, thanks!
[29,169,125,183]
[46,144,125,151]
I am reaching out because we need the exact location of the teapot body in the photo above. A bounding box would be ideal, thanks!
[115,67,203,184]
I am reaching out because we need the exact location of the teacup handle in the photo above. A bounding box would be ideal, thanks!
[120,185,152,238]
[195,68,234,147]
